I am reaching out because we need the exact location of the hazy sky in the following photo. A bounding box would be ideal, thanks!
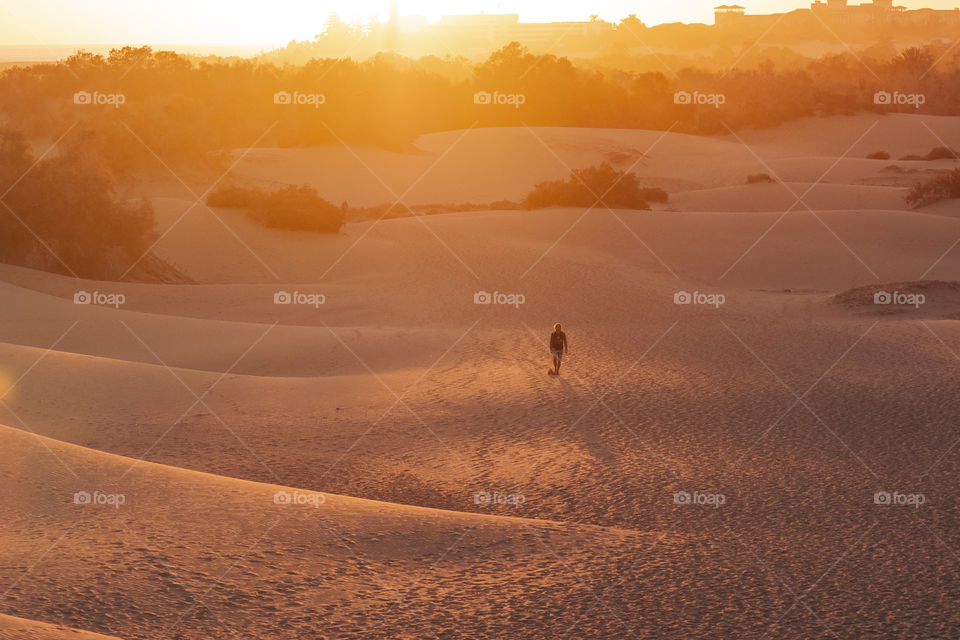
[0,0,954,46]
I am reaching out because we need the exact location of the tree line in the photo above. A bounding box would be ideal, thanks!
[1,42,958,177]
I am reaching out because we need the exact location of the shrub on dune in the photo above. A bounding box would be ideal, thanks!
[900,147,960,161]
[523,163,660,210]
[906,169,960,208]
[866,151,890,160]
[925,147,960,161]
[0,129,157,279]
[207,184,344,233]
[746,173,775,184]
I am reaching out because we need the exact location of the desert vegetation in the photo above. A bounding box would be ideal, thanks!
[900,146,960,161]
[217,164,671,225]
[906,168,960,208]
[0,41,957,277]
[523,163,665,210]
[346,200,522,221]
[207,184,345,233]
[0,129,156,278]
[1,42,960,178]
[746,173,775,184]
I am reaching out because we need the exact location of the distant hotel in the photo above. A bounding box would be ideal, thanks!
[715,0,960,25]
[421,14,613,49]
[313,3,960,58]
[407,3,958,44]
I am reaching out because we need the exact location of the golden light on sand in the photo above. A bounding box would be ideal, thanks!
[5,0,960,636]
[0,372,14,402]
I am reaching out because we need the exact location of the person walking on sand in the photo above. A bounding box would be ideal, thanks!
[549,323,568,376]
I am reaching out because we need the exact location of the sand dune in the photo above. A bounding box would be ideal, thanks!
[672,182,907,212]
[836,280,960,316]
[5,116,960,638]
[0,614,122,640]
[228,126,749,205]
[916,198,960,218]
[226,115,959,209]
[735,113,960,159]
[0,423,680,639]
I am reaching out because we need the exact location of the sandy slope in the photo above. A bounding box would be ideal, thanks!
[670,182,906,212]
[227,127,739,205]
[736,113,960,159]
[0,614,122,640]
[4,116,960,639]
[0,423,687,639]
[225,115,959,209]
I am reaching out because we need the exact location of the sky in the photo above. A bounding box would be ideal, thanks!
[0,0,954,47]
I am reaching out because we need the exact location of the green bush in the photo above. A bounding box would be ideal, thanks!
[906,169,960,208]
[523,163,660,210]
[207,184,344,233]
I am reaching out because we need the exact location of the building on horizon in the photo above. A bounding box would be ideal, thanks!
[714,4,747,26]
[715,0,959,25]
[433,14,614,50]
[301,4,960,61]
[810,0,907,21]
